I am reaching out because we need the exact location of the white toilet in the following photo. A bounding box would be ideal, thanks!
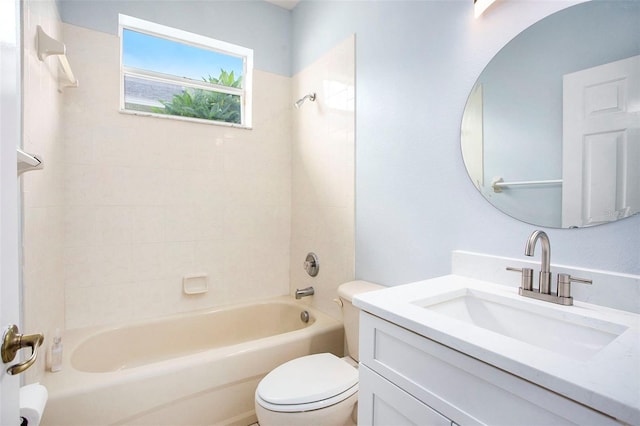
[254,281,383,426]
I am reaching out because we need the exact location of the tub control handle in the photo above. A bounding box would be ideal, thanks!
[1,324,44,375]
[303,252,319,277]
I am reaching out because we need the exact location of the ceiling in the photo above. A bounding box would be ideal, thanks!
[264,0,300,10]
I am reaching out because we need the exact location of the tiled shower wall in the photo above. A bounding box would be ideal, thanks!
[60,23,291,328]
[290,36,356,319]
[21,0,66,382]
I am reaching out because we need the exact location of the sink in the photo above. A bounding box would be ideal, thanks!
[414,288,628,360]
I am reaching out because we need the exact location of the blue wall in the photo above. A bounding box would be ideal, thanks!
[292,0,640,283]
[57,0,292,76]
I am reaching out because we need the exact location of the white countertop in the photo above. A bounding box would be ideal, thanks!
[354,275,640,425]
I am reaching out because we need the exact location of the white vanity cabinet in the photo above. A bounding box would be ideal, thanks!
[359,364,455,426]
[357,312,620,426]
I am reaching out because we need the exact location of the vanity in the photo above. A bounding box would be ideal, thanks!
[354,275,640,425]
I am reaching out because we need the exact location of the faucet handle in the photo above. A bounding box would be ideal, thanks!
[507,267,534,291]
[303,252,319,277]
[557,273,592,300]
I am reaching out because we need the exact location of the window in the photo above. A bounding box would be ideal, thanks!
[119,14,253,128]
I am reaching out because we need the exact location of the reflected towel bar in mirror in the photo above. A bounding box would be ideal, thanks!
[492,177,563,193]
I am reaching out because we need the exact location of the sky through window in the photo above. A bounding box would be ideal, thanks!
[122,29,244,84]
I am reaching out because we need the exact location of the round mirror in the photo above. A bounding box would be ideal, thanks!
[461,1,640,228]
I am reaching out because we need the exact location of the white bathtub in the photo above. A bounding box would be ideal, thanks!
[40,297,344,426]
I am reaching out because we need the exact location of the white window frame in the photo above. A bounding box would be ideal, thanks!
[118,14,253,128]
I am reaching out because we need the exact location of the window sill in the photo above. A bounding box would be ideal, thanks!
[119,109,253,130]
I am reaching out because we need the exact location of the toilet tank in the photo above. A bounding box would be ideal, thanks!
[338,281,384,361]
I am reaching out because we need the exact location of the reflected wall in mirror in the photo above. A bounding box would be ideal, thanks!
[461,1,640,228]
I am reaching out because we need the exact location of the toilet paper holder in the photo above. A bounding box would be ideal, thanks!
[1,324,44,375]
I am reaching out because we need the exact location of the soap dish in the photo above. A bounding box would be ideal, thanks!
[183,274,208,295]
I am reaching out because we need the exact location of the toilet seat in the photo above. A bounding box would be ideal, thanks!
[256,353,358,412]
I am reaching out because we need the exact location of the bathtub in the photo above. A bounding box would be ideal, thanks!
[40,297,344,426]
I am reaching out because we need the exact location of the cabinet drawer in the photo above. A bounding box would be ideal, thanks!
[359,364,453,426]
[359,312,619,426]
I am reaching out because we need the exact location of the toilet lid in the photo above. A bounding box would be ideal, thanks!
[256,353,358,406]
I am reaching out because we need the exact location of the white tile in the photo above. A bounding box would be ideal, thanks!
[64,164,98,206]
[92,126,137,167]
[223,171,290,208]
[163,242,196,282]
[128,167,170,206]
[164,206,201,242]
[193,240,225,282]
[65,284,136,328]
[130,243,172,282]
[130,206,166,243]
[224,238,290,303]
[64,206,97,247]
[95,206,133,245]
[95,166,137,206]
[64,244,132,288]
[290,35,355,318]
[128,279,177,321]
[224,203,290,242]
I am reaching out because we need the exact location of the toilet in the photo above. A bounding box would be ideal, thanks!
[254,281,383,426]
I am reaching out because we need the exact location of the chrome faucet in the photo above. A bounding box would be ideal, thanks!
[525,230,552,294]
[508,230,592,306]
[295,286,314,299]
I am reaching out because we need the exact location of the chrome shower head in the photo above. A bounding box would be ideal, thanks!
[294,93,316,109]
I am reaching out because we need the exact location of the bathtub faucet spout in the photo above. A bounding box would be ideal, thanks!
[295,286,314,299]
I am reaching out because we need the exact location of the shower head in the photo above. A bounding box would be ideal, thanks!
[294,93,316,109]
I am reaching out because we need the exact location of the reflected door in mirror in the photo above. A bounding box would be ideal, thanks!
[562,55,640,227]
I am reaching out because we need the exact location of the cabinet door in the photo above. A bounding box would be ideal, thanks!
[359,365,452,426]
[359,312,621,426]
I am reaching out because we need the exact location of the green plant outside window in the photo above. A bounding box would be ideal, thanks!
[152,71,242,124]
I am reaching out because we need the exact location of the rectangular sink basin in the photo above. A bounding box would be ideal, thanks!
[415,288,628,360]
